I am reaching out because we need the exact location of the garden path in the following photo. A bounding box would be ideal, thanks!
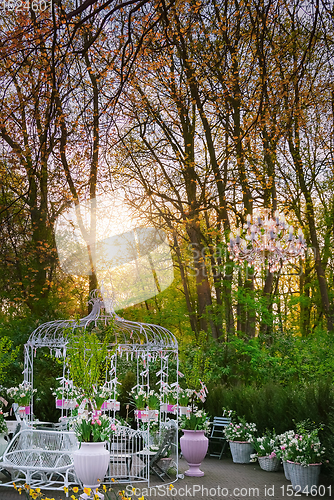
[1,456,332,499]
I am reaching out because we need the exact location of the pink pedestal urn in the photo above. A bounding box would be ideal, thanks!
[180,430,208,477]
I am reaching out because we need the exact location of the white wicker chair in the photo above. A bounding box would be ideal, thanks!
[0,428,79,496]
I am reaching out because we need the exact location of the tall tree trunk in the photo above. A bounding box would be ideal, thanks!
[187,221,218,338]
[173,232,198,336]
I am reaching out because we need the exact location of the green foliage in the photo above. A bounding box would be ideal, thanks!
[0,336,19,385]
[66,323,114,401]
[178,327,334,388]
[205,380,334,477]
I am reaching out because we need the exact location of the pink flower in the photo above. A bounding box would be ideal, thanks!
[111,424,117,431]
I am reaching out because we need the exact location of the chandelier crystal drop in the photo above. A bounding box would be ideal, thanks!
[228,210,307,272]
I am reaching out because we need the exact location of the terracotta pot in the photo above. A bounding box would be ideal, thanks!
[180,430,208,477]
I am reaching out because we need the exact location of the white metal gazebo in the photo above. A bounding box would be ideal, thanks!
[23,289,180,486]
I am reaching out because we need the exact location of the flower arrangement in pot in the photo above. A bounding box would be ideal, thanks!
[224,418,257,464]
[179,409,210,477]
[146,390,160,421]
[281,421,325,492]
[277,421,326,490]
[72,413,116,445]
[177,388,194,415]
[146,390,160,410]
[71,412,117,493]
[251,431,280,471]
[178,388,194,406]
[286,427,325,467]
[92,384,119,412]
[160,386,177,413]
[52,379,79,409]
[131,386,147,420]
[6,382,36,416]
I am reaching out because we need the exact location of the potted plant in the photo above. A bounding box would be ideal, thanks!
[224,418,257,464]
[179,409,210,477]
[93,385,119,412]
[177,388,193,415]
[160,387,177,413]
[71,412,117,493]
[131,387,147,420]
[146,390,160,421]
[281,423,326,492]
[251,431,280,471]
[52,379,79,409]
[6,382,37,417]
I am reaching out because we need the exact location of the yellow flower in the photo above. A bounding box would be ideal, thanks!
[71,495,76,500]
[94,495,99,500]
[63,487,69,493]
[73,486,79,493]
[84,487,91,495]
[103,485,107,491]
[169,484,174,490]
[18,488,22,495]
[29,489,35,496]
[24,484,30,490]
[139,497,145,500]
[13,482,17,490]
[36,488,41,493]
[111,478,115,482]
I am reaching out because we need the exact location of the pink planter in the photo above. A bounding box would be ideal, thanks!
[160,403,176,413]
[135,409,149,421]
[56,399,76,409]
[19,406,30,416]
[180,430,208,477]
[101,400,120,411]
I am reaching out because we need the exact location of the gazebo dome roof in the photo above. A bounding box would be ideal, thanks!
[26,290,178,352]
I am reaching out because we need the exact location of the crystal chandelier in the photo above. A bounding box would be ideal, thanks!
[228,210,307,272]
